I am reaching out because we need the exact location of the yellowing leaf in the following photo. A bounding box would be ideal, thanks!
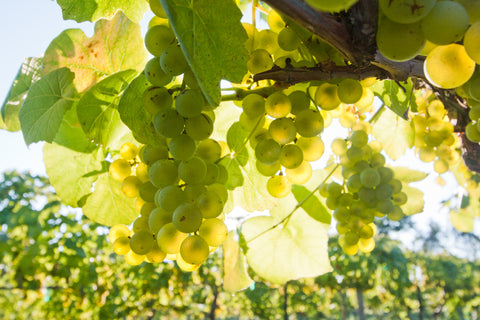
[223,231,253,292]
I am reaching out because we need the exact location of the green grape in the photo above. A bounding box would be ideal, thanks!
[339,111,356,128]
[379,0,436,24]
[239,112,265,131]
[242,94,266,119]
[358,224,374,239]
[247,49,274,74]
[377,167,394,184]
[148,16,169,29]
[175,90,205,118]
[456,0,480,24]
[376,199,394,214]
[331,138,348,155]
[469,76,480,101]
[139,181,158,203]
[466,122,480,142]
[113,236,131,255]
[129,230,154,255]
[269,117,297,145]
[305,0,359,12]
[109,159,131,181]
[267,175,292,198]
[344,232,360,246]
[370,153,386,168]
[195,139,222,163]
[253,29,279,53]
[296,136,324,161]
[203,163,219,185]
[108,224,130,243]
[140,143,169,166]
[180,235,210,265]
[169,134,196,161]
[360,168,381,188]
[154,108,185,138]
[333,207,350,222]
[267,10,285,33]
[286,161,313,185]
[185,113,214,140]
[148,207,172,234]
[326,182,343,198]
[425,44,475,89]
[155,185,186,212]
[277,27,301,51]
[265,92,292,118]
[433,158,449,174]
[144,25,176,57]
[464,22,480,64]
[216,164,228,184]
[353,160,369,173]
[250,127,271,149]
[145,243,167,263]
[125,251,145,266]
[133,215,150,233]
[336,221,349,234]
[421,1,469,45]
[156,223,188,254]
[172,203,203,233]
[376,16,426,62]
[141,202,156,217]
[337,79,363,104]
[197,190,224,218]
[122,176,142,198]
[280,144,304,169]
[256,160,281,177]
[136,162,150,183]
[159,45,188,76]
[208,183,228,203]
[424,131,444,147]
[288,90,310,115]
[295,109,324,137]
[347,173,362,192]
[346,146,365,163]
[315,83,340,110]
[427,100,446,118]
[183,68,200,89]
[418,146,437,162]
[184,184,207,204]
[350,130,368,148]
[198,218,228,247]
[375,183,394,200]
[144,57,173,87]
[255,138,282,164]
[358,187,377,206]
[388,205,405,221]
[149,159,178,188]
[119,143,138,161]
[149,0,167,18]
[178,157,207,184]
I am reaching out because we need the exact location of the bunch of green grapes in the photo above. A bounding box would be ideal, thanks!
[412,98,461,174]
[321,127,409,255]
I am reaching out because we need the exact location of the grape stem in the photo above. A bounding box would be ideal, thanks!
[220,85,279,101]
[246,164,340,243]
[232,114,265,158]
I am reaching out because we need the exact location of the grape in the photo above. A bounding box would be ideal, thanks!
[154,108,185,138]
[346,174,362,192]
[109,159,131,181]
[376,17,426,62]
[185,113,214,140]
[195,139,222,163]
[253,30,278,53]
[178,157,207,184]
[148,207,172,234]
[256,160,281,176]
[108,224,130,243]
[277,27,301,51]
[392,192,408,206]
[198,218,228,247]
[427,100,446,119]
[255,138,282,164]
[288,90,310,115]
[286,161,313,185]
[305,0,359,12]
[339,111,356,128]
[149,159,178,188]
[197,190,224,218]
[122,176,142,198]
[337,79,363,104]
[378,167,394,184]
[425,44,475,89]
[346,146,365,163]
[242,94,266,119]
[267,10,285,33]
[376,199,394,214]
[125,251,145,266]
[269,117,297,145]
[140,144,169,165]
[142,86,174,116]
[331,138,348,155]
[433,158,449,174]
[156,223,188,254]
[145,243,167,263]
[418,146,436,162]
[175,90,205,118]
[466,122,480,142]
[265,92,292,118]
[239,112,265,131]
[379,0,436,24]
[216,164,228,184]
[159,45,188,76]
[133,216,150,233]
[388,206,405,221]
[208,183,229,204]
[375,183,393,200]
[421,1,469,45]
[464,22,480,64]
[172,203,203,233]
[135,163,150,183]
[180,235,210,265]
[315,83,340,110]
[144,58,173,87]
[203,163,219,185]
[155,185,186,212]
[149,0,167,18]
[295,109,324,137]
[267,175,291,198]
[144,25,176,57]
[280,144,304,169]
[456,0,480,24]
[184,184,207,204]
[148,16,169,29]
[248,49,274,74]
[350,130,368,148]
[113,236,131,255]
[469,76,480,101]
[169,134,196,161]
[296,136,324,161]
[130,230,154,255]
[470,106,480,122]
[355,87,375,111]
[176,252,202,271]
[360,168,381,188]
[139,181,158,203]
[358,238,375,253]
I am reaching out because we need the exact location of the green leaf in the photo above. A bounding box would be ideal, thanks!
[392,167,428,183]
[401,184,424,215]
[77,70,137,148]
[160,0,248,106]
[54,104,97,153]
[223,231,253,292]
[43,143,104,207]
[219,156,244,190]
[117,73,159,145]
[43,12,147,92]
[372,108,414,160]
[241,196,332,284]
[449,210,475,233]
[56,0,149,23]
[82,172,138,226]
[291,185,331,224]
[1,57,42,132]
[19,68,77,145]
[373,79,418,119]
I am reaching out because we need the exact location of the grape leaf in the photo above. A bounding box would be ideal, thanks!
[392,167,428,183]
[373,79,418,118]
[82,172,138,226]
[43,143,104,207]
[18,68,77,146]
[56,0,149,23]
[54,104,97,153]
[1,57,42,132]
[241,195,332,284]
[223,231,254,292]
[160,0,248,106]
[43,12,147,92]
[118,73,164,146]
[450,210,475,233]
[77,70,137,148]
[401,184,424,216]
[372,108,414,160]
[291,185,331,224]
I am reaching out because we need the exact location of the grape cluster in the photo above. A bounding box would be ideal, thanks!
[321,128,408,255]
